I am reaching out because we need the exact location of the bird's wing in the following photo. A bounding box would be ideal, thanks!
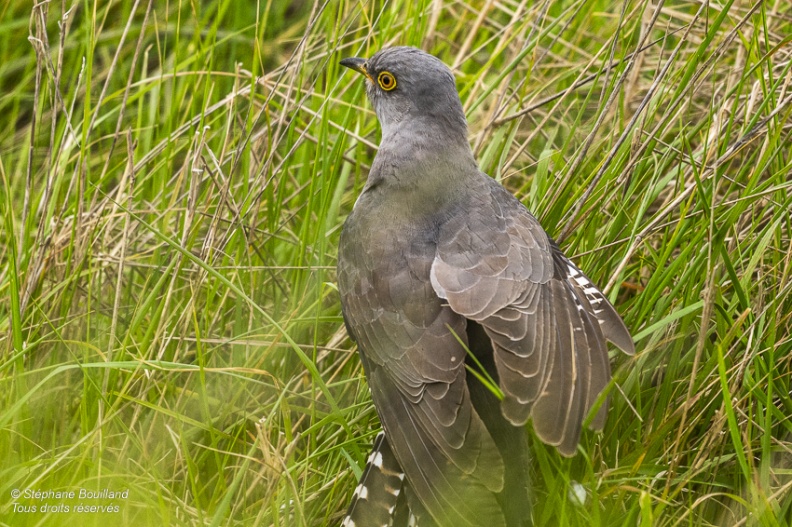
[339,221,506,527]
[430,178,634,455]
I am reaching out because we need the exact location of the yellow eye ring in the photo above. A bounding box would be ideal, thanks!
[377,71,397,91]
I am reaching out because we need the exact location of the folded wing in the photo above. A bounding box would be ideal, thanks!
[431,178,634,455]
[339,219,507,526]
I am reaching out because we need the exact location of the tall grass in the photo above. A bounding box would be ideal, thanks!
[0,0,790,525]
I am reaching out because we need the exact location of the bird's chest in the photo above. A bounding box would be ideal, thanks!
[338,210,442,328]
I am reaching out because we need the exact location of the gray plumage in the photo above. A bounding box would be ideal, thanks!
[338,46,634,527]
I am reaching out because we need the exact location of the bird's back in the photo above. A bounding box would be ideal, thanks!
[339,174,536,527]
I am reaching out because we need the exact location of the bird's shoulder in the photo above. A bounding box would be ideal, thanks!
[434,173,555,287]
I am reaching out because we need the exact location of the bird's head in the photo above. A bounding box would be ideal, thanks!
[340,47,468,142]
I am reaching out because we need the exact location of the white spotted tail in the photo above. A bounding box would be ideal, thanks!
[343,432,412,527]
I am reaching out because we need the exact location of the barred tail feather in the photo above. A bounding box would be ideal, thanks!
[343,432,409,527]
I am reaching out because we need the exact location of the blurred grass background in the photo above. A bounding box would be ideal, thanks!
[0,0,791,525]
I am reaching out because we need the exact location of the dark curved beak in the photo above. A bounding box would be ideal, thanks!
[340,57,373,82]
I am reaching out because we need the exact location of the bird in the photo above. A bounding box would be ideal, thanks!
[336,46,634,527]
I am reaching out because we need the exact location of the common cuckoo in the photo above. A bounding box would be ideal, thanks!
[337,46,634,527]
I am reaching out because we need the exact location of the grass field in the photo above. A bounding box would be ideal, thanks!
[1,0,791,525]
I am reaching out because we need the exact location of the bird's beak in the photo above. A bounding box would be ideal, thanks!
[340,57,373,83]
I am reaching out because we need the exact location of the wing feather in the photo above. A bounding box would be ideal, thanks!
[431,176,633,455]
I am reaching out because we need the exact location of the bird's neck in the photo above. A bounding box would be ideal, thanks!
[362,120,477,216]
[379,117,476,175]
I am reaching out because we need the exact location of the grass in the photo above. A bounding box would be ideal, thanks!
[0,0,791,525]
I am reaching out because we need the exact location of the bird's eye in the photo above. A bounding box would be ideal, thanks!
[377,71,397,91]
